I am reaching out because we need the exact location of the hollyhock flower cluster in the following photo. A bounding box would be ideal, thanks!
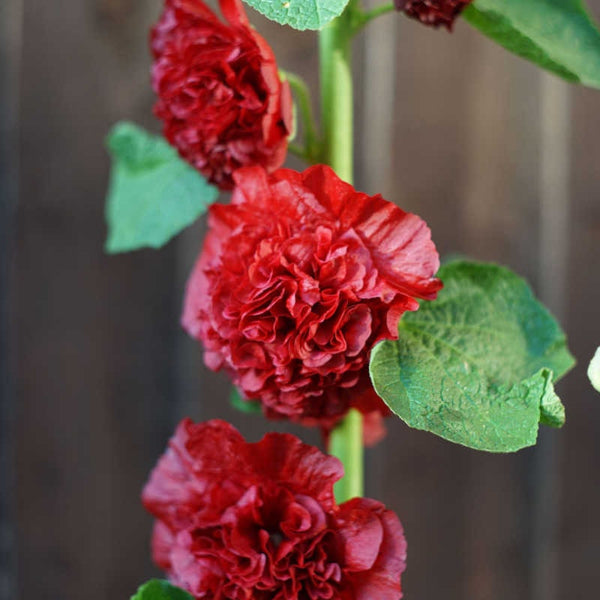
[183,165,441,440]
[395,0,473,29]
[151,0,293,189]
[143,419,407,599]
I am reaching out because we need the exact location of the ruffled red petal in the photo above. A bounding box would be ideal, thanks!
[143,420,407,599]
[183,165,441,440]
[219,0,249,27]
[150,0,291,189]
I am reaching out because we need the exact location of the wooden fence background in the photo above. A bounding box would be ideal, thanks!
[2,0,600,598]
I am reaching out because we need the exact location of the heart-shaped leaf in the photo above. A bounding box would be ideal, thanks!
[105,122,218,253]
[369,260,575,452]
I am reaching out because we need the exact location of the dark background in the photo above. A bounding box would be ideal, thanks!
[2,0,600,598]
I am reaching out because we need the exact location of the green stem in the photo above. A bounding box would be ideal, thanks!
[319,13,354,182]
[329,409,364,501]
[319,8,364,502]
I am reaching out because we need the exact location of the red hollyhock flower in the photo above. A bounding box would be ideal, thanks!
[182,165,441,443]
[395,0,473,30]
[151,0,293,189]
[143,419,407,599]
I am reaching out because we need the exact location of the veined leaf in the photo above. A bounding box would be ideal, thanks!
[369,260,575,452]
[464,0,600,88]
[243,0,350,30]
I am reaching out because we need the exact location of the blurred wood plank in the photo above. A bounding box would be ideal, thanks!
[12,2,600,600]
[557,9,600,598]
[0,1,22,597]
[557,78,600,598]
[15,1,183,598]
[530,73,572,600]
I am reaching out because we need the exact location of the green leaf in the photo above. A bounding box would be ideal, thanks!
[243,0,349,30]
[105,122,218,253]
[230,387,263,414]
[588,346,600,392]
[131,580,193,600]
[463,0,600,88]
[369,260,575,452]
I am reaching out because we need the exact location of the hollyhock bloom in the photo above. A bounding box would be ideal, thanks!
[143,419,407,599]
[182,165,441,442]
[395,0,473,30]
[151,0,293,189]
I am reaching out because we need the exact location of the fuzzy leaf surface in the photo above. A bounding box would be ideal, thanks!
[243,0,349,30]
[369,261,575,452]
[105,122,218,253]
[463,0,600,88]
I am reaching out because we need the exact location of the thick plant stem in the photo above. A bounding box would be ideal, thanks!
[319,11,364,502]
[319,14,354,182]
[329,409,364,501]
